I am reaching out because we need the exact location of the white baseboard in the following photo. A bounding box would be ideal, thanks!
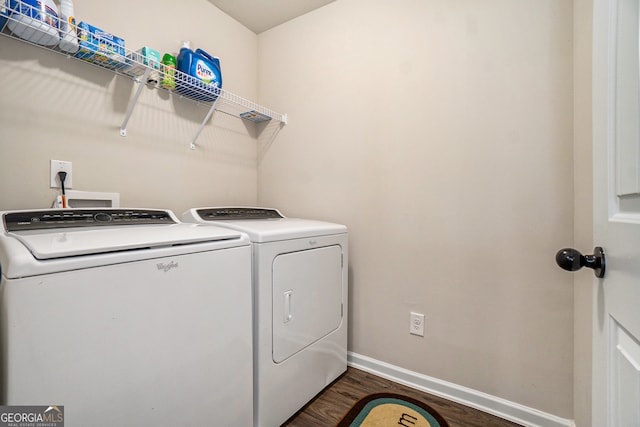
[347,352,575,427]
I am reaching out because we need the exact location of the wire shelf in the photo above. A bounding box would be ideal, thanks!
[0,0,287,145]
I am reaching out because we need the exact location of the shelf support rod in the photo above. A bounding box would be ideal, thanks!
[190,96,220,150]
[120,69,151,137]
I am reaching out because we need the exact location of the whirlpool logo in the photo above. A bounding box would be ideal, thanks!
[156,261,179,272]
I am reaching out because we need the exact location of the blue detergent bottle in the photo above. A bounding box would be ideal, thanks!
[176,41,222,102]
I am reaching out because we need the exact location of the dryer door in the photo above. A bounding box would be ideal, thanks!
[272,245,343,363]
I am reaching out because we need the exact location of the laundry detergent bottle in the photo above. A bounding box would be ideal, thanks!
[176,40,222,102]
[7,0,60,46]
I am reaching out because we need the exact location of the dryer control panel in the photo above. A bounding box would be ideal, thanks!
[3,209,176,232]
[196,207,284,220]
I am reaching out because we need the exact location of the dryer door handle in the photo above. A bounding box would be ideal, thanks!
[283,290,293,323]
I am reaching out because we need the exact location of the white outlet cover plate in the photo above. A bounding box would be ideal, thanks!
[410,312,425,337]
[50,160,73,189]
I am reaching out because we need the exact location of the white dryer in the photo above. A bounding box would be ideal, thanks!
[183,207,348,427]
[0,208,253,426]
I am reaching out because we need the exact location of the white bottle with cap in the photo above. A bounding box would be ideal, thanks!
[58,0,78,53]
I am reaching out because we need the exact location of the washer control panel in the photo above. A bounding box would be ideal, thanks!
[196,207,284,221]
[3,209,176,231]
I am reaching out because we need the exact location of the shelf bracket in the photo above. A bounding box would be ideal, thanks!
[120,69,151,137]
[189,96,220,150]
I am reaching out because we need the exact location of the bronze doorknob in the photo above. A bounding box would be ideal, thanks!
[555,247,605,278]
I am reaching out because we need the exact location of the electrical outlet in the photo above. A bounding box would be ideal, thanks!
[410,312,425,337]
[50,160,73,189]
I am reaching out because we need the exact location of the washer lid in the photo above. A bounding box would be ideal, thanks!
[184,207,347,243]
[1,209,245,260]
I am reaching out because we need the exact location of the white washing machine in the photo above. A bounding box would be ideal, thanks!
[183,207,348,427]
[0,208,253,426]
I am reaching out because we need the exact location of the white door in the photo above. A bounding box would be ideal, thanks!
[272,245,343,363]
[593,0,640,425]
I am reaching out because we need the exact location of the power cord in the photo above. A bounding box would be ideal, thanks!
[57,171,67,208]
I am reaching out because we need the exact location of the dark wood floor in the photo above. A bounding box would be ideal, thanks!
[282,367,523,427]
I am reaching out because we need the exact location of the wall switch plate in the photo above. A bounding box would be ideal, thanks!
[50,160,73,189]
[410,312,425,337]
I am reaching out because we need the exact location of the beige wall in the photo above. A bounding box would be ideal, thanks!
[258,0,575,418]
[1,0,591,422]
[573,0,593,426]
[0,0,259,213]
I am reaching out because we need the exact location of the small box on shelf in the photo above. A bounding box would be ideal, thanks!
[75,21,126,70]
[122,46,161,78]
[240,110,272,123]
